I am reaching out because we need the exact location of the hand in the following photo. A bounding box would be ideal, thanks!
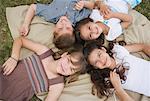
[74,0,84,11]
[19,23,29,36]
[103,10,114,20]
[2,57,18,75]
[99,3,111,16]
[110,71,122,90]
[143,44,150,57]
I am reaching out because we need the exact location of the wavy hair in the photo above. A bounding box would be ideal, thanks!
[83,41,127,98]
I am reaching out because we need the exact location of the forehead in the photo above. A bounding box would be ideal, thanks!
[81,21,94,29]
[88,49,99,64]
[80,22,95,40]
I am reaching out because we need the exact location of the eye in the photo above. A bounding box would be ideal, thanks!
[98,51,101,58]
[89,34,92,39]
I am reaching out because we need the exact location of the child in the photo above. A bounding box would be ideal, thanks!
[76,0,141,41]
[19,0,95,49]
[0,37,87,101]
[83,41,150,98]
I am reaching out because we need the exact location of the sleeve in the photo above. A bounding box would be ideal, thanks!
[89,9,104,23]
[123,0,142,8]
[105,20,122,41]
[112,45,129,59]
[35,1,63,23]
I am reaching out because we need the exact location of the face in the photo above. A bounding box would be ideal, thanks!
[80,22,103,40]
[55,16,73,38]
[88,48,112,69]
[57,52,81,76]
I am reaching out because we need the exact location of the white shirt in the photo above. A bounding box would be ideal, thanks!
[90,0,129,41]
[112,45,150,96]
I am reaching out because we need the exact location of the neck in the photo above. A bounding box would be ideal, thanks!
[97,22,109,35]
[49,60,59,74]
[109,58,116,70]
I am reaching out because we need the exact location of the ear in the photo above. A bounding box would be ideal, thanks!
[101,47,106,52]
[61,52,68,58]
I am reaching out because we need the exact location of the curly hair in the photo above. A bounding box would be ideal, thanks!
[83,41,127,98]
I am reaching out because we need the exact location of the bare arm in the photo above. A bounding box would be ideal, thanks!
[94,0,110,15]
[124,43,150,57]
[83,1,95,9]
[116,87,134,101]
[19,4,36,36]
[103,11,132,29]
[75,0,94,11]
[2,37,49,75]
[11,37,49,60]
[112,12,133,29]
[45,83,64,101]
[110,71,134,101]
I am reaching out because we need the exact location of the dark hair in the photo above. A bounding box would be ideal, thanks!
[75,18,94,32]
[83,41,127,97]
[53,32,75,49]
[75,18,105,44]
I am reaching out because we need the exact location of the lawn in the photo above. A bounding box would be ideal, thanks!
[0,0,149,100]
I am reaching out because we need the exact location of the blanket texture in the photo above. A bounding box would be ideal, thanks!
[6,5,150,101]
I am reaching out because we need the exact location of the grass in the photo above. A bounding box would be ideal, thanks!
[0,0,149,100]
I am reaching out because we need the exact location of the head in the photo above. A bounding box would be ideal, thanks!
[56,50,87,76]
[53,34,75,49]
[76,18,103,41]
[84,41,113,69]
[83,41,127,97]
[53,16,75,49]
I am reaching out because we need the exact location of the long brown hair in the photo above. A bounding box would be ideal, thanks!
[83,41,127,98]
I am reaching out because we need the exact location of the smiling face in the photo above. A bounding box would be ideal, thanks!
[56,52,83,76]
[54,16,73,38]
[88,48,112,69]
[80,22,103,40]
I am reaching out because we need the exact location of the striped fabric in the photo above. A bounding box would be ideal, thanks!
[23,54,49,94]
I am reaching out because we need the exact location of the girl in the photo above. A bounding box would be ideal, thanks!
[83,41,150,98]
[0,37,87,101]
[75,0,142,41]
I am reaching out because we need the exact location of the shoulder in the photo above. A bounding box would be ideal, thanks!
[112,44,129,58]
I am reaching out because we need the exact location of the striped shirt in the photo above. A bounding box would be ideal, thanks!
[23,50,64,94]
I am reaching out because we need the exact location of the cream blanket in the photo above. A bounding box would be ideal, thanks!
[6,5,150,101]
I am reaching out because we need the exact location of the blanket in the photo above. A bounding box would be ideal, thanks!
[6,5,150,101]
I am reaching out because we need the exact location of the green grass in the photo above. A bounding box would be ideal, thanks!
[0,0,149,100]
[0,0,52,64]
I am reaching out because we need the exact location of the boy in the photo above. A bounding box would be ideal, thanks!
[19,0,95,49]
